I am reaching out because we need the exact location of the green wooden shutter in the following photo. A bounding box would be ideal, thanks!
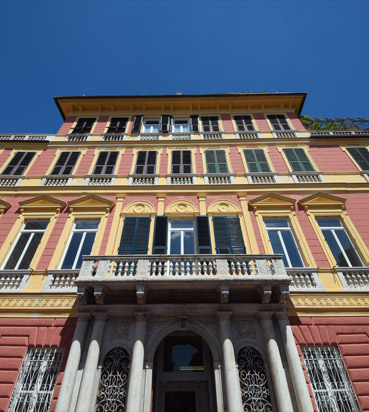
[196,216,212,254]
[190,115,199,132]
[153,216,168,254]
[347,147,369,170]
[205,150,228,173]
[118,217,150,254]
[107,117,128,133]
[3,152,35,175]
[213,216,245,254]
[244,149,271,173]
[160,115,171,133]
[93,151,118,174]
[284,148,315,172]
[132,115,143,133]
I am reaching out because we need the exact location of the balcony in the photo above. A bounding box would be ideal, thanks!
[0,134,54,142]
[76,253,290,305]
[66,133,90,142]
[201,131,224,140]
[0,175,23,187]
[102,133,126,142]
[291,171,324,183]
[167,174,196,185]
[236,131,260,139]
[0,270,30,292]
[85,174,116,186]
[129,174,158,185]
[246,172,277,184]
[204,173,234,184]
[42,175,73,186]
[337,267,369,290]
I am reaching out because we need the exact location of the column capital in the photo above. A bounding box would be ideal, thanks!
[258,311,274,322]
[275,311,288,323]
[134,311,148,322]
[93,312,108,322]
[216,311,232,321]
[77,312,91,323]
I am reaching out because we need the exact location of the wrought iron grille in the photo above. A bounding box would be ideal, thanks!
[237,347,272,412]
[300,117,369,131]
[95,347,130,412]
[302,346,360,412]
[8,347,63,412]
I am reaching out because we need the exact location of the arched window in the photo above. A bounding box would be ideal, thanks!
[96,347,130,412]
[237,347,272,412]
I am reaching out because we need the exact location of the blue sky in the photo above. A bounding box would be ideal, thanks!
[0,0,368,133]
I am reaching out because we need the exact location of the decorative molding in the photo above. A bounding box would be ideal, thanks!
[165,200,198,215]
[235,319,257,340]
[122,200,155,215]
[0,295,76,310]
[249,193,295,211]
[299,192,346,211]
[291,294,369,308]
[0,199,10,214]
[68,195,114,212]
[19,195,66,213]
[208,199,241,215]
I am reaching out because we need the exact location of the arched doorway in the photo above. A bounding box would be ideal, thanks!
[154,331,215,412]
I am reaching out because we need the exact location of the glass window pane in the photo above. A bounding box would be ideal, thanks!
[75,220,99,230]
[317,218,341,228]
[322,230,349,267]
[5,233,31,269]
[61,232,83,269]
[18,233,43,269]
[268,231,288,266]
[170,231,181,254]
[184,232,195,254]
[171,220,194,229]
[75,232,97,269]
[281,231,304,267]
[264,219,289,228]
[335,230,362,266]
[164,336,204,372]
[24,221,49,230]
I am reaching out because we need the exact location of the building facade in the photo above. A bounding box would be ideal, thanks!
[0,92,368,412]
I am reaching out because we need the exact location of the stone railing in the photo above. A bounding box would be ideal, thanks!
[102,133,126,141]
[85,175,115,186]
[66,134,90,142]
[42,175,73,186]
[129,174,158,185]
[310,130,369,138]
[167,174,196,185]
[246,172,277,184]
[291,171,324,183]
[0,175,23,187]
[204,173,234,185]
[0,134,54,142]
[0,270,30,292]
[201,132,224,140]
[139,133,161,141]
[171,133,192,140]
[44,270,78,292]
[79,254,287,279]
[337,267,369,290]
[287,268,323,290]
[237,131,260,139]
[273,130,297,139]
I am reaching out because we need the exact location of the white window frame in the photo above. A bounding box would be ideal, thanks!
[265,219,305,268]
[172,118,190,133]
[143,119,160,134]
[60,220,99,270]
[302,346,360,412]
[168,220,196,255]
[318,218,363,267]
[2,221,49,270]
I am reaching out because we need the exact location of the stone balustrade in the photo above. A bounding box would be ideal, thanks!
[42,175,72,186]
[273,131,297,139]
[247,172,277,184]
[44,271,78,292]
[0,270,30,292]
[85,175,115,186]
[0,175,22,187]
[129,175,158,185]
[286,268,322,290]
[102,133,126,141]
[201,132,223,140]
[171,133,192,140]
[66,134,90,142]
[337,267,369,290]
[139,133,161,141]
[292,172,324,183]
[204,173,234,185]
[237,131,260,139]
[0,134,54,141]
[167,174,195,185]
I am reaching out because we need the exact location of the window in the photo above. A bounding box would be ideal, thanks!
[213,216,245,254]
[317,218,362,267]
[171,151,192,174]
[265,219,304,267]
[347,147,369,170]
[106,117,128,134]
[153,216,212,254]
[283,148,315,172]
[93,151,118,175]
[71,118,95,134]
[244,149,271,173]
[267,114,291,131]
[205,150,228,173]
[8,348,63,412]
[50,152,80,175]
[134,151,157,175]
[234,115,255,131]
[118,217,151,254]
[143,119,160,133]
[302,346,360,412]
[61,220,99,269]
[4,221,49,270]
[168,220,195,254]
[172,119,190,133]
[201,116,220,132]
[2,152,36,176]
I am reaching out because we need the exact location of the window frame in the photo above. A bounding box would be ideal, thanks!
[134,151,158,175]
[167,219,196,255]
[200,116,220,133]
[2,220,49,270]
[171,118,191,133]
[171,150,192,174]
[233,115,255,132]
[243,149,272,173]
[50,151,81,176]
[267,114,291,131]
[59,219,100,270]
[71,117,96,134]
[283,148,316,172]
[92,151,119,175]
[1,151,36,176]
[106,117,128,134]
[143,118,161,134]
[346,146,369,172]
[204,150,229,174]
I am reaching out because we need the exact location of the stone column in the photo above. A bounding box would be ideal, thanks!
[217,312,243,412]
[126,312,147,412]
[277,312,314,412]
[259,312,293,412]
[55,313,90,412]
[143,362,153,412]
[75,313,107,412]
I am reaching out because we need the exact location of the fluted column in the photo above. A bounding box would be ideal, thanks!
[55,313,90,412]
[75,313,107,412]
[217,312,243,412]
[126,312,147,412]
[277,312,314,412]
[259,312,293,412]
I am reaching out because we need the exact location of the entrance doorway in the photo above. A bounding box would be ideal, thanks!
[154,332,215,412]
